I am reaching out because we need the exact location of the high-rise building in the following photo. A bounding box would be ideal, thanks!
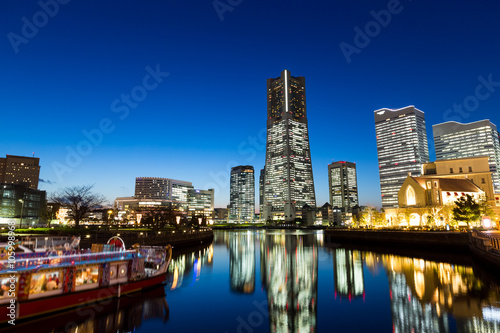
[433,120,500,193]
[263,70,316,222]
[374,106,430,208]
[0,155,40,189]
[259,168,264,218]
[229,166,255,222]
[328,161,358,221]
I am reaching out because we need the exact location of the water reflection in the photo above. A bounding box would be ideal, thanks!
[167,244,213,290]
[260,232,318,333]
[332,248,364,301]
[5,286,169,333]
[9,231,500,333]
[230,231,255,293]
[366,252,500,333]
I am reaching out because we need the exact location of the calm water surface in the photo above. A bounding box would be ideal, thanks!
[16,230,500,332]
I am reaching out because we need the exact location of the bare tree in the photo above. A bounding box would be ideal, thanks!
[51,185,106,227]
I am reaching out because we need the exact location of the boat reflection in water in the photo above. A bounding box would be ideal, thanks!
[166,244,214,291]
[260,231,318,333]
[4,285,169,333]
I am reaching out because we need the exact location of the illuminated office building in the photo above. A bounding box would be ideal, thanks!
[229,165,255,222]
[0,155,40,189]
[259,168,264,218]
[187,188,214,218]
[328,161,358,221]
[433,120,500,193]
[135,177,193,200]
[263,70,316,221]
[135,177,193,210]
[374,106,430,208]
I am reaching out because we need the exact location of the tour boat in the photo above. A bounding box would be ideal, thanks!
[0,237,172,324]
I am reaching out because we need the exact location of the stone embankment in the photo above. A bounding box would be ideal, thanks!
[79,229,213,249]
[325,229,469,251]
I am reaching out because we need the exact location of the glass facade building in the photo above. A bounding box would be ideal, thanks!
[375,106,430,208]
[229,165,255,222]
[433,120,500,193]
[328,161,358,220]
[0,183,46,227]
[263,70,316,222]
[187,188,214,218]
[135,177,193,210]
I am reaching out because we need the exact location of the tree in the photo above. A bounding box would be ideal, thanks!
[51,185,106,227]
[478,195,495,220]
[372,209,385,226]
[452,194,481,227]
[403,207,413,225]
[426,204,443,227]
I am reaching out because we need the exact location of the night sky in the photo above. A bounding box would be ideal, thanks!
[2,0,500,209]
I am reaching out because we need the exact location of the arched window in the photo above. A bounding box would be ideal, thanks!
[406,185,416,206]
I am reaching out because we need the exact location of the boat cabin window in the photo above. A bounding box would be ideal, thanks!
[30,270,63,295]
[76,266,99,286]
[0,275,18,301]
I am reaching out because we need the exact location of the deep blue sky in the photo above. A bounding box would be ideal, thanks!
[2,0,500,209]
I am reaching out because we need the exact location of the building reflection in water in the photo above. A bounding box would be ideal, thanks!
[332,248,365,301]
[167,244,214,290]
[363,252,500,333]
[230,231,255,293]
[260,232,318,333]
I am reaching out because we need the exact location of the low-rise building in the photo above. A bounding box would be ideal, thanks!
[0,183,46,227]
[385,175,485,226]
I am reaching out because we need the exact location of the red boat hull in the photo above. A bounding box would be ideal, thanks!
[1,272,167,324]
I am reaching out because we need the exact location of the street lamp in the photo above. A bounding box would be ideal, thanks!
[19,199,24,229]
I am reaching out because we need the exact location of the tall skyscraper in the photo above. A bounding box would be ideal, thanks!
[259,168,264,218]
[374,106,430,208]
[229,165,255,222]
[0,155,40,189]
[433,120,500,193]
[328,161,358,220]
[263,70,316,222]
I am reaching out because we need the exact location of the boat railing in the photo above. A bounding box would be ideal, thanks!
[469,229,500,252]
[0,249,138,272]
[20,236,73,251]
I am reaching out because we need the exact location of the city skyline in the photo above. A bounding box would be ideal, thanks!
[2,1,500,208]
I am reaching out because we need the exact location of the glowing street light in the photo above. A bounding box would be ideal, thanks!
[19,199,24,228]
